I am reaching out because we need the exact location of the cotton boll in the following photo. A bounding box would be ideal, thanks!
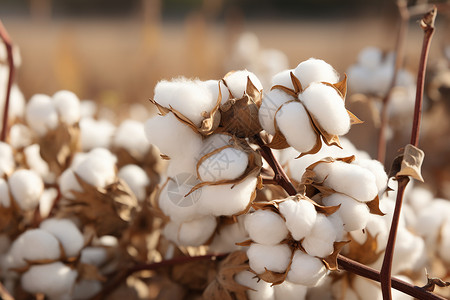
[59,169,82,199]
[352,276,382,300]
[273,281,307,300]
[302,214,336,257]
[259,89,293,135]
[358,47,383,70]
[79,118,115,151]
[406,187,433,213]
[276,101,317,153]
[287,250,327,286]
[353,159,388,194]
[80,247,108,266]
[40,218,84,257]
[248,243,291,274]
[72,280,102,300]
[235,271,275,300]
[415,199,450,246]
[323,194,369,232]
[144,113,202,159]
[279,199,317,240]
[294,58,339,88]
[391,228,425,274]
[24,144,54,183]
[164,216,217,246]
[166,155,198,177]
[244,209,288,245]
[9,123,33,149]
[118,165,150,202]
[198,176,257,217]
[8,169,44,211]
[198,147,248,182]
[74,155,116,188]
[87,147,117,165]
[373,64,394,96]
[80,100,97,118]
[300,83,350,135]
[350,214,388,253]
[113,119,150,160]
[39,188,58,218]
[21,262,78,298]
[201,79,229,105]
[26,94,58,136]
[209,216,248,253]
[0,142,14,177]
[326,213,346,242]
[52,90,81,125]
[347,65,373,94]
[224,70,263,99]
[271,69,295,90]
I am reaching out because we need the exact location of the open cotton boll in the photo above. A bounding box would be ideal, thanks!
[276,101,317,153]
[39,188,58,218]
[80,247,108,266]
[0,142,14,177]
[406,187,433,213]
[8,169,44,211]
[279,199,317,240]
[323,194,369,232]
[9,123,33,149]
[209,216,248,253]
[415,199,450,246]
[287,250,327,286]
[0,85,25,123]
[350,214,388,253]
[353,159,388,194]
[198,176,257,217]
[40,218,84,257]
[72,280,102,300]
[79,118,115,151]
[273,281,307,300]
[326,213,346,241]
[302,214,336,257]
[118,165,150,202]
[244,209,288,245]
[198,147,248,182]
[52,90,81,125]
[247,243,291,274]
[24,144,54,182]
[358,47,383,70]
[25,94,58,136]
[294,58,339,88]
[391,228,425,274]
[144,113,202,159]
[74,155,116,188]
[201,79,229,105]
[347,65,373,94]
[154,79,216,126]
[259,89,293,135]
[21,262,78,299]
[271,69,295,90]
[163,216,217,247]
[113,119,150,160]
[224,70,263,99]
[0,178,10,208]
[373,64,394,96]
[80,100,97,118]
[300,83,350,135]
[87,147,117,165]
[352,276,383,300]
[59,169,82,199]
[235,271,275,300]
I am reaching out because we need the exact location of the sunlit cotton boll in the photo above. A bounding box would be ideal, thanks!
[273,281,307,300]
[9,123,33,149]
[52,90,81,125]
[208,216,248,253]
[24,144,54,183]
[118,164,150,202]
[244,209,288,245]
[39,188,58,218]
[163,215,217,246]
[79,117,115,151]
[287,250,327,286]
[201,79,229,105]
[0,142,14,177]
[21,262,78,299]
[235,271,275,300]
[347,65,373,94]
[271,69,295,90]
[302,214,336,257]
[275,101,317,153]
[358,47,383,70]
[113,119,150,160]
[25,94,58,136]
[80,100,97,118]
[294,58,339,88]
[258,89,293,135]
[322,194,369,232]
[353,158,388,194]
[414,199,450,246]
[59,169,82,200]
[74,155,116,188]
[279,199,317,240]
[8,169,44,211]
[300,83,350,135]
[247,243,291,274]
[224,70,263,99]
[197,147,248,182]
[39,218,84,258]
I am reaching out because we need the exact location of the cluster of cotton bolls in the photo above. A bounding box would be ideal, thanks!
[259,58,357,155]
[145,71,264,247]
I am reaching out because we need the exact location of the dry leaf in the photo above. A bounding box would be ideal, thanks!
[322,241,350,271]
[422,271,450,292]
[396,144,425,182]
[345,231,383,266]
[366,196,385,216]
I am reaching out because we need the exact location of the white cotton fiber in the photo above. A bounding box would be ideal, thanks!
[164,215,217,246]
[373,63,394,95]
[247,243,291,274]
[276,101,317,153]
[87,147,117,165]
[80,100,97,118]
[144,113,202,159]
[273,281,308,300]
[358,47,382,70]
[415,199,450,246]
[24,144,52,181]
[259,89,293,135]
[198,147,248,182]
[0,178,10,208]
[40,218,84,257]
[209,216,248,253]
[323,194,369,232]
[287,250,327,286]
[326,213,346,241]
[224,70,263,99]
[352,276,382,300]
[21,262,78,298]
[0,85,25,125]
[406,187,433,213]
[244,209,288,245]
[235,271,275,300]
[347,65,372,94]
[300,83,350,135]
[353,159,388,194]
[0,142,14,177]
[8,169,44,211]
[80,247,108,266]
[39,188,58,218]
[59,169,82,199]
[271,69,295,90]
[9,123,33,149]
[350,214,388,253]
[294,58,339,88]
[198,176,257,217]
[79,117,115,151]
[279,199,317,240]
[52,90,81,125]
[391,228,425,274]
[118,164,149,202]
[154,79,216,126]
[302,214,336,257]
[74,155,116,188]
[113,119,150,160]
[26,94,59,136]
[201,79,229,105]
[439,219,450,263]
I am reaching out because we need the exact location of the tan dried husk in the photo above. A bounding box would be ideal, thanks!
[389,144,425,182]
[344,231,383,266]
[61,174,138,237]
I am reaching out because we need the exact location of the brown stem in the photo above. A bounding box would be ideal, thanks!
[0,282,14,300]
[380,7,436,300]
[377,0,409,165]
[0,19,15,142]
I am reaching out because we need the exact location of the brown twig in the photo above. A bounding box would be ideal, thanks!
[380,7,437,300]
[377,0,409,165]
[0,281,14,300]
[0,19,15,142]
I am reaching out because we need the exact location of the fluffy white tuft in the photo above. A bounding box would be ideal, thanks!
[8,169,44,211]
[235,271,275,300]
[198,147,248,182]
[113,119,150,160]
[353,158,388,194]
[52,90,81,125]
[244,209,288,245]
[0,142,14,177]
[287,250,327,286]
[25,94,58,136]
[259,89,293,135]
[357,47,383,69]
[224,70,263,99]
[118,164,150,202]
[163,215,217,246]
[247,243,291,274]
[40,218,84,257]
[271,69,295,90]
[323,194,369,232]
[294,58,339,88]
[74,154,116,188]
[279,199,317,240]
[79,117,115,151]
[302,214,336,257]
[273,281,308,300]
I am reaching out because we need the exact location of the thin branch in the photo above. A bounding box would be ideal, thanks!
[380,7,437,300]
[0,281,14,300]
[0,19,15,142]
